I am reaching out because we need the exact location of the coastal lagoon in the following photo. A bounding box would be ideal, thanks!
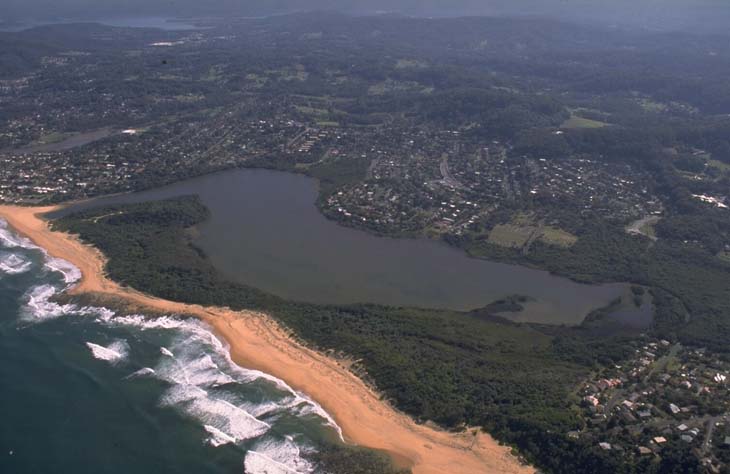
[55,168,640,325]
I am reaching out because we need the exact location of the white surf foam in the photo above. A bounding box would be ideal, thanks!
[0,219,82,287]
[20,282,114,323]
[125,367,156,379]
[93,306,117,320]
[86,340,129,364]
[203,424,237,447]
[97,312,344,442]
[21,284,77,321]
[211,332,344,440]
[0,252,32,275]
[241,401,282,419]
[140,329,273,445]
[0,219,92,321]
[161,384,270,443]
[244,437,314,474]
[0,219,39,250]
[43,256,82,285]
[224,362,344,441]
[245,451,300,474]
[169,324,346,441]
[156,349,234,387]
[106,313,200,332]
[160,383,208,405]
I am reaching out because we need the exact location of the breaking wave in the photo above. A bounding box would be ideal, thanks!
[2,218,342,471]
[0,219,39,250]
[20,283,113,323]
[204,424,237,447]
[0,219,80,287]
[101,312,344,441]
[44,256,82,285]
[86,340,129,364]
[101,312,343,444]
[21,284,78,321]
[161,384,271,444]
[0,251,32,275]
[244,437,314,474]
[125,367,156,379]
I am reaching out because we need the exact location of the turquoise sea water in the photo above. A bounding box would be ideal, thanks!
[0,219,340,474]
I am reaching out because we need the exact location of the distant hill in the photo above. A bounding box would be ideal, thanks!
[0,36,56,77]
[2,0,730,34]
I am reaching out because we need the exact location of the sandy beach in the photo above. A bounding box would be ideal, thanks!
[0,204,533,474]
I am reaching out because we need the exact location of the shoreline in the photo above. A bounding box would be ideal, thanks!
[0,204,533,474]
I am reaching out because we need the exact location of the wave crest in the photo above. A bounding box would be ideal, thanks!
[22,284,78,321]
[86,340,129,364]
[0,219,39,250]
[0,251,32,275]
[44,256,82,285]
[102,312,344,440]
[244,437,314,474]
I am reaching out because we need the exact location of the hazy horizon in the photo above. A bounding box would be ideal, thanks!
[3,0,729,33]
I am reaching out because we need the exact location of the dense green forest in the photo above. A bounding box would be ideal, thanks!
[307,443,410,474]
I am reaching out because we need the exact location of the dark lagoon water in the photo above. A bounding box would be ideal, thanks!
[0,219,341,474]
[56,168,636,325]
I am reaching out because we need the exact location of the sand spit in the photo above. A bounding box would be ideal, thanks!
[0,204,533,474]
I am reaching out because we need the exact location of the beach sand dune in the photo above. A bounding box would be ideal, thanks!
[0,204,533,474]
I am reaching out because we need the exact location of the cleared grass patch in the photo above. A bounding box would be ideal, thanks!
[561,115,608,129]
[638,222,657,240]
[709,159,730,173]
[488,214,578,250]
[541,226,578,248]
[395,58,428,69]
[295,105,329,116]
[488,224,533,248]
[36,131,71,145]
[368,79,428,96]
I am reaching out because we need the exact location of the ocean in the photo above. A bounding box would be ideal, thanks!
[0,219,342,474]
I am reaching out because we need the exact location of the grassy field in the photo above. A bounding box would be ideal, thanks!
[638,222,657,240]
[368,79,429,96]
[202,65,225,82]
[541,226,579,247]
[295,105,330,116]
[488,223,534,248]
[35,131,71,145]
[709,159,730,173]
[561,115,609,129]
[488,214,577,250]
[395,58,428,69]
